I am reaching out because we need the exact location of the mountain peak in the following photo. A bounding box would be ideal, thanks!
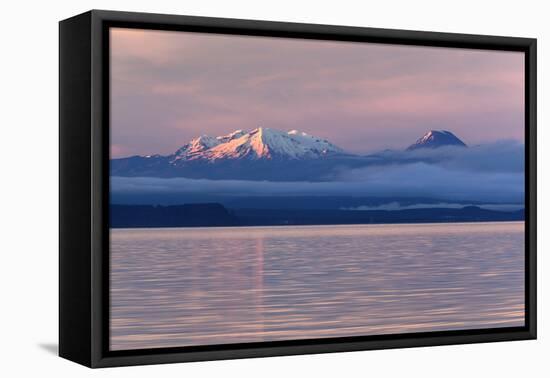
[173,134,220,160]
[216,129,246,143]
[407,130,467,151]
[171,127,344,162]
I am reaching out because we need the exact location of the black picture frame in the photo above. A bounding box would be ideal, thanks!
[59,9,537,368]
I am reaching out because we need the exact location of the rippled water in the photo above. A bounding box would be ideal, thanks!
[110,222,524,351]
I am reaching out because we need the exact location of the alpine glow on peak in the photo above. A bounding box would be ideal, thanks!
[171,127,344,162]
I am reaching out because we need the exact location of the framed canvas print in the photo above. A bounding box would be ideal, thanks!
[59,10,537,368]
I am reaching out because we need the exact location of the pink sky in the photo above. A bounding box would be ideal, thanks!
[110,27,525,158]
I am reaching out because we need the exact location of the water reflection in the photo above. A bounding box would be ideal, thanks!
[110,222,525,350]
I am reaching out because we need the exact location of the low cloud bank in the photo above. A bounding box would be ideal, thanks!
[363,141,524,173]
[111,141,525,204]
[111,167,523,203]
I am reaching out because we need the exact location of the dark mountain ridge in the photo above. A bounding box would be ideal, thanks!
[110,203,237,228]
[110,203,524,229]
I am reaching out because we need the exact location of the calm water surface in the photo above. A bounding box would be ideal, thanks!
[110,222,524,350]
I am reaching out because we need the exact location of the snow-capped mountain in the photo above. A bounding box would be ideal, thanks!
[172,127,343,162]
[172,135,220,160]
[406,130,467,151]
[111,129,470,181]
[216,129,247,144]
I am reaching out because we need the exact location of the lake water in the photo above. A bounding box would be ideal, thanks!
[110,222,525,351]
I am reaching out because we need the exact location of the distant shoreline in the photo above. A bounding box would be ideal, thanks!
[110,203,524,229]
[110,219,525,231]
